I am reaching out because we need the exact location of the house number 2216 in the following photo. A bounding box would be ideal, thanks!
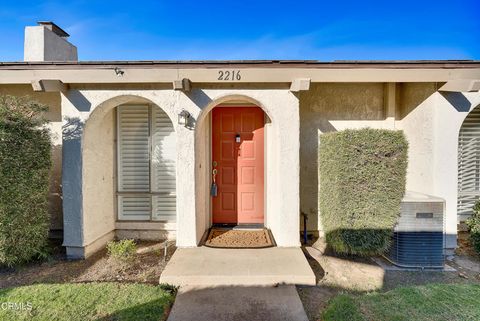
[218,70,241,81]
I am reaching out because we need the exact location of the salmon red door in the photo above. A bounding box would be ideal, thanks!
[212,107,265,224]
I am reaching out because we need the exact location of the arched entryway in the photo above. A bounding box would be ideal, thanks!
[195,96,273,232]
[458,104,480,221]
[81,95,177,247]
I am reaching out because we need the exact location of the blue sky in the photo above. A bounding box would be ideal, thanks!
[0,0,479,61]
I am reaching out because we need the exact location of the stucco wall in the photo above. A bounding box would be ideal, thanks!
[0,84,63,232]
[299,83,391,232]
[298,82,480,250]
[429,91,479,248]
[395,85,480,248]
[82,107,115,244]
[194,111,211,242]
[396,83,437,196]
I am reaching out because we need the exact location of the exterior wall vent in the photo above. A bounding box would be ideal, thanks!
[386,191,445,269]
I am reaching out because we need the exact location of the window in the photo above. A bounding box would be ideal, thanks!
[117,105,176,221]
[458,106,480,221]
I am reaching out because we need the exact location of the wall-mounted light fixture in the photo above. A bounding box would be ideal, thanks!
[178,109,192,128]
[114,67,124,77]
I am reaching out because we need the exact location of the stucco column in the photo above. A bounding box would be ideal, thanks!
[271,92,301,247]
[175,92,200,247]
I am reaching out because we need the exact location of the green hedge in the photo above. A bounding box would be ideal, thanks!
[0,95,51,266]
[319,128,408,256]
[466,200,480,254]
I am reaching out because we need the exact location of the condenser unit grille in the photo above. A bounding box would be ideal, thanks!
[389,232,444,267]
[387,195,445,269]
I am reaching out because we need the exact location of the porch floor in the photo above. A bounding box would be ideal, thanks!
[159,247,316,286]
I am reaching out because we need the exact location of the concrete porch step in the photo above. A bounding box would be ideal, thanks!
[159,247,316,287]
[167,285,309,321]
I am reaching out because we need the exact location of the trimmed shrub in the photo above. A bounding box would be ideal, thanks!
[319,128,408,256]
[466,200,480,254]
[107,239,137,261]
[0,95,52,266]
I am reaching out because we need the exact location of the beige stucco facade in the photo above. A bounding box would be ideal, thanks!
[1,74,480,257]
[298,82,480,249]
[56,86,301,257]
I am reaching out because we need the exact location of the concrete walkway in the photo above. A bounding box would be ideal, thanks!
[160,247,316,286]
[167,285,309,321]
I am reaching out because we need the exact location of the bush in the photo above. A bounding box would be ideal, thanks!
[319,128,408,256]
[107,239,137,261]
[0,95,51,266]
[466,200,480,254]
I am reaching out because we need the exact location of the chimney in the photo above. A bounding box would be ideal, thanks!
[24,21,78,62]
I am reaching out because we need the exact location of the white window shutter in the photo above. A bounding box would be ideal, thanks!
[117,105,176,222]
[117,105,151,220]
[118,195,151,220]
[458,107,480,221]
[151,107,177,221]
[117,105,150,192]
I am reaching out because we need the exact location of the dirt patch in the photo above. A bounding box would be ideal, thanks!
[0,240,176,288]
[204,228,274,248]
[297,286,338,321]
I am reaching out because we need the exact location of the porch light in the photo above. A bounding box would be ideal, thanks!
[178,109,192,127]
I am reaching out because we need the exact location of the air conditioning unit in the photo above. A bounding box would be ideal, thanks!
[386,191,445,269]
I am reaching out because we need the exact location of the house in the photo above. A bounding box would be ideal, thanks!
[1,22,479,259]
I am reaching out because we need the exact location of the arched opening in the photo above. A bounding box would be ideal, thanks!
[195,96,273,238]
[82,95,177,245]
[458,104,480,221]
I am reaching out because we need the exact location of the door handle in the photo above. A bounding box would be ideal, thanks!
[211,168,218,197]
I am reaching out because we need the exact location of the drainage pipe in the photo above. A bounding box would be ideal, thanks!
[302,213,308,244]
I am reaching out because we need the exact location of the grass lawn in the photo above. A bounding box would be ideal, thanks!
[322,283,480,321]
[0,282,176,321]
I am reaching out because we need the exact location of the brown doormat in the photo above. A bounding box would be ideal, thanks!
[204,228,275,248]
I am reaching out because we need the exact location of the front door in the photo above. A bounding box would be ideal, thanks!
[212,107,265,224]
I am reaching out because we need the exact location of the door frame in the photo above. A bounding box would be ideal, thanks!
[209,104,268,226]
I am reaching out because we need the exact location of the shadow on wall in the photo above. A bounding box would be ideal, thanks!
[440,92,472,112]
[61,116,85,246]
[149,105,178,222]
[49,144,63,232]
[184,89,213,112]
[65,90,92,112]
[62,116,84,141]
[396,83,473,119]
